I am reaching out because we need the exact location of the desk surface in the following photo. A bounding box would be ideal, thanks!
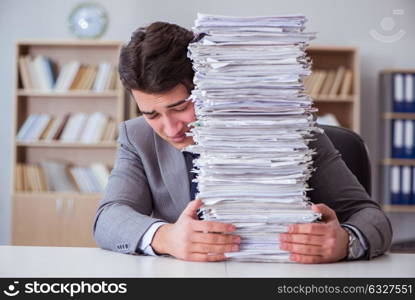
[0,246,414,278]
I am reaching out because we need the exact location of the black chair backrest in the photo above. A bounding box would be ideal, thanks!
[320,125,372,196]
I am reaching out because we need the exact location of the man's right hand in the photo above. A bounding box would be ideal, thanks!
[150,199,241,262]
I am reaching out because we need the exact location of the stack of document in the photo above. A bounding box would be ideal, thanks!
[186,13,322,262]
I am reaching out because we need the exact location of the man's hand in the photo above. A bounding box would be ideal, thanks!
[279,203,349,264]
[151,199,241,262]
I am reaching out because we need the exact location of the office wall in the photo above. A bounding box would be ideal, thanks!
[1,0,414,244]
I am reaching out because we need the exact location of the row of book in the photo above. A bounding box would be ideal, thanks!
[304,66,353,98]
[16,112,117,143]
[392,73,415,113]
[15,161,111,193]
[390,165,415,205]
[18,55,119,92]
[391,119,415,158]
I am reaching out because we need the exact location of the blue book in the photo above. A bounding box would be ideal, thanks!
[401,166,411,205]
[404,73,414,112]
[404,73,415,112]
[392,119,405,158]
[404,120,414,158]
[390,166,401,205]
[412,167,415,205]
[393,73,404,112]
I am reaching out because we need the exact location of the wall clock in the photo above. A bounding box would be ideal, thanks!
[69,2,109,39]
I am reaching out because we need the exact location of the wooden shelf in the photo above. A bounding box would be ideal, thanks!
[12,40,127,247]
[17,90,119,97]
[381,159,415,166]
[381,69,415,74]
[13,192,102,199]
[16,141,117,148]
[382,112,415,120]
[379,71,415,224]
[17,40,124,47]
[383,204,415,213]
[313,95,356,103]
[306,46,360,132]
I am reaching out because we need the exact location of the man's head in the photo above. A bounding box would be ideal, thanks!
[119,22,196,149]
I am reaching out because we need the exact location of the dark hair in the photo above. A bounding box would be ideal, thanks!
[119,22,195,94]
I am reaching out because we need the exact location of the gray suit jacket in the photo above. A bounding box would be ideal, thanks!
[93,117,392,259]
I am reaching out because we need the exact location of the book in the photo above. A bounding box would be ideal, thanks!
[69,65,87,90]
[18,56,33,89]
[339,70,353,96]
[80,112,108,143]
[319,70,335,96]
[93,63,111,91]
[329,66,346,96]
[16,114,39,141]
[60,113,88,142]
[15,164,24,191]
[310,70,327,97]
[90,163,110,190]
[25,114,51,141]
[40,161,77,192]
[55,61,81,92]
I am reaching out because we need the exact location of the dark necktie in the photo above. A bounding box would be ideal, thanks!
[183,152,199,201]
[189,153,200,201]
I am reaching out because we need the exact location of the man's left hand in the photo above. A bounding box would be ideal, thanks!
[279,203,349,264]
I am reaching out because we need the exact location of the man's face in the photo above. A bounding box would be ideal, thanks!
[132,84,196,150]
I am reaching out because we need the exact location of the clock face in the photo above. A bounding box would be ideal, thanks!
[69,3,108,39]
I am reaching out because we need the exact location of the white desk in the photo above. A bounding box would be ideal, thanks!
[0,246,414,278]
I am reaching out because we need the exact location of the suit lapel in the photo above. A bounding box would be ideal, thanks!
[154,132,191,210]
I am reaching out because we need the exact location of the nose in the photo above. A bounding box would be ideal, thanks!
[163,115,182,137]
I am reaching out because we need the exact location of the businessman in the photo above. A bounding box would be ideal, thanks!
[93,22,392,263]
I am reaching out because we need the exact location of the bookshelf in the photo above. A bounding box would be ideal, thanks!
[379,69,415,212]
[306,46,360,133]
[11,40,127,247]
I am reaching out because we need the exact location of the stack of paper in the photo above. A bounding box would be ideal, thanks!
[185,13,322,262]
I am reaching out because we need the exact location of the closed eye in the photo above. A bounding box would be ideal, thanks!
[172,103,189,112]
[146,113,159,120]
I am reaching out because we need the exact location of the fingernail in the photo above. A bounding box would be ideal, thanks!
[228,225,236,231]
[232,245,239,251]
[280,243,286,249]
[234,237,241,243]
[279,234,286,241]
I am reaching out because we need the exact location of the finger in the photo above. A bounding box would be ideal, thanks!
[289,253,325,264]
[191,232,241,244]
[190,243,239,254]
[192,220,236,233]
[311,203,337,221]
[279,233,325,246]
[182,199,203,218]
[288,223,327,235]
[185,253,227,262]
[280,242,322,256]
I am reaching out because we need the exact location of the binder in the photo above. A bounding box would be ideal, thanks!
[390,166,401,204]
[404,120,414,158]
[412,167,415,205]
[402,166,411,205]
[392,119,404,158]
[393,73,404,112]
[405,73,414,112]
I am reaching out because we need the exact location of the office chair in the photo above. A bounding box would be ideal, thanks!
[320,125,372,196]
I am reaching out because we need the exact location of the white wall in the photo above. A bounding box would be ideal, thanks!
[1,0,414,244]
